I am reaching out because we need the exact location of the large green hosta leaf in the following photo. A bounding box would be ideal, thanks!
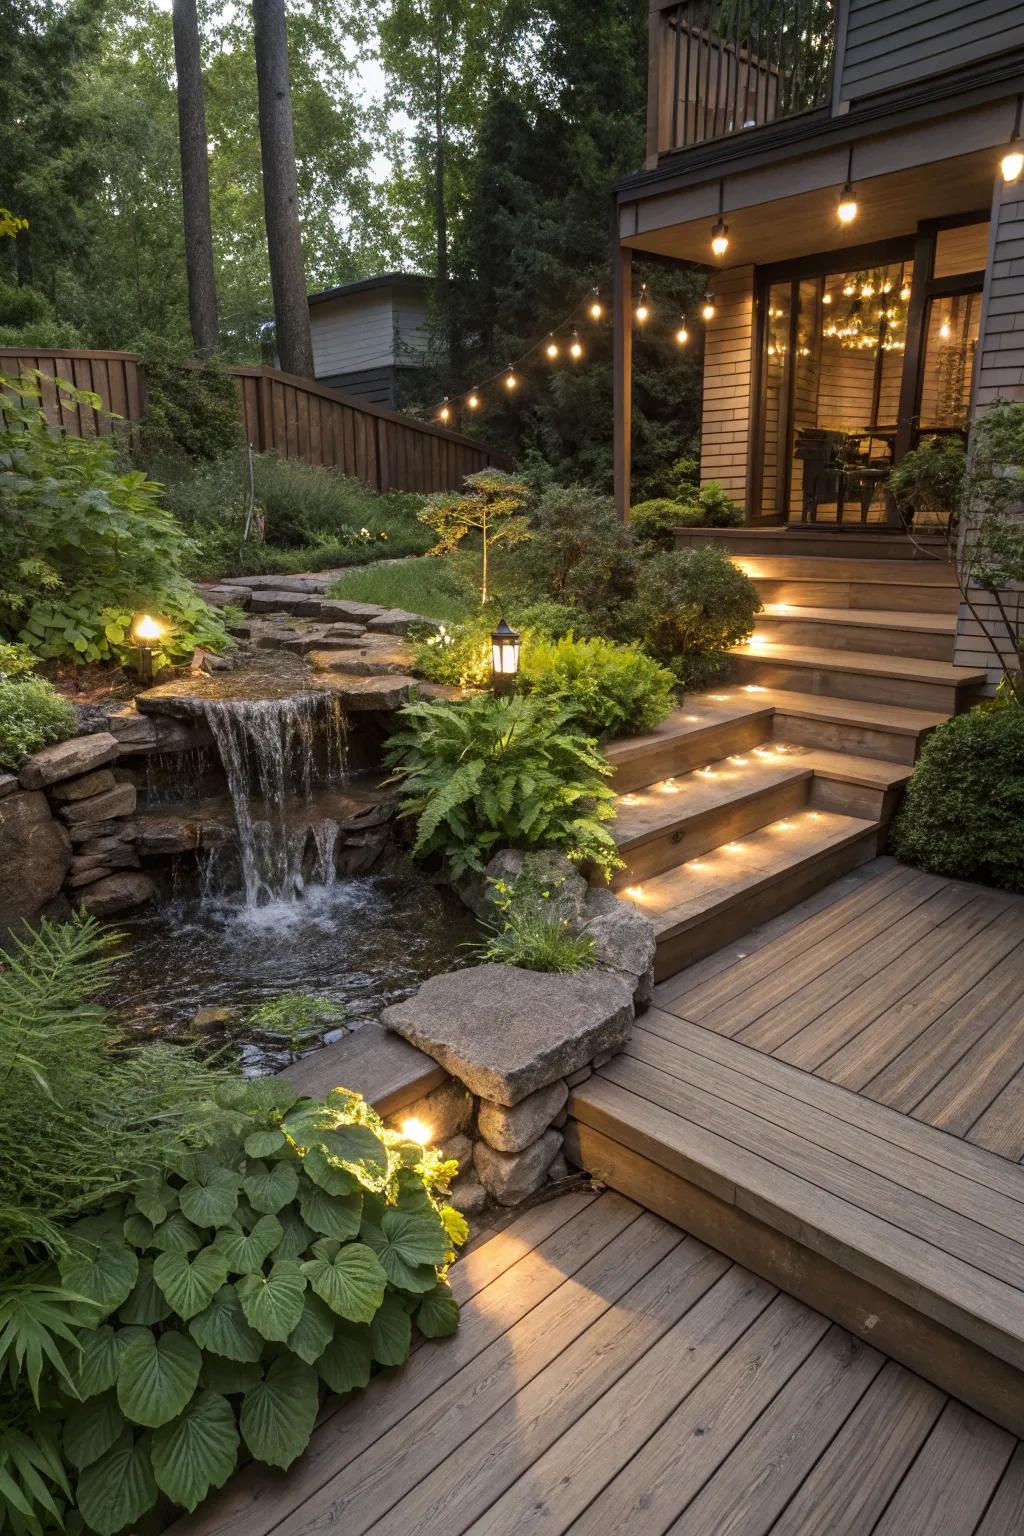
[317,1322,373,1395]
[369,1293,412,1367]
[284,1107,389,1179]
[73,1324,120,1400]
[150,1210,202,1254]
[116,1329,202,1428]
[188,1285,263,1363]
[274,1207,314,1261]
[242,1160,298,1215]
[118,1258,173,1326]
[179,1166,242,1228]
[150,1390,239,1512]
[416,1282,461,1339]
[244,1129,286,1158]
[75,1432,158,1536]
[200,1356,262,1395]
[286,1292,336,1365]
[301,1242,386,1323]
[58,1231,137,1314]
[298,1184,362,1241]
[154,1247,229,1321]
[361,1210,448,1292]
[303,1147,358,1197]
[239,1356,319,1470]
[236,1260,306,1341]
[62,1389,125,1470]
[213,1213,282,1275]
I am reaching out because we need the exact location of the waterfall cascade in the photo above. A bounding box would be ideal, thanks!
[201,693,348,907]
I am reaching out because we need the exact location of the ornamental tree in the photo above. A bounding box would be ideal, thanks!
[417,468,531,602]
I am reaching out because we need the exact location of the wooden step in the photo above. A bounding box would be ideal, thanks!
[730,554,958,585]
[749,687,947,765]
[673,528,952,561]
[567,1016,1024,1437]
[757,606,956,663]
[752,577,962,615]
[622,808,878,980]
[605,696,773,794]
[733,642,986,713]
[611,752,813,888]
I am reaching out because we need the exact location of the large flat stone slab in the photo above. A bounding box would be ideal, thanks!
[19,732,118,789]
[248,591,325,618]
[382,964,635,1106]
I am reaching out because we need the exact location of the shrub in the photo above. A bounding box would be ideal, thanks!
[0,373,231,669]
[517,484,637,632]
[888,434,966,526]
[521,634,676,739]
[687,481,743,527]
[385,694,621,879]
[629,499,685,550]
[137,340,243,464]
[890,703,1024,892]
[411,600,584,689]
[618,547,760,688]
[0,675,77,771]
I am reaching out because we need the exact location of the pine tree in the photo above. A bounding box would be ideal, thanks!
[171,0,219,355]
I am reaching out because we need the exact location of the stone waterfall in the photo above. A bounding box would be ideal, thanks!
[201,694,348,907]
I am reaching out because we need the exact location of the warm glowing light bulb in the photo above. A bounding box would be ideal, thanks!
[701,297,716,321]
[569,330,583,359]
[133,614,162,641]
[624,885,643,900]
[545,336,559,359]
[675,321,689,345]
[1002,149,1024,183]
[710,217,729,258]
[861,283,875,298]
[900,285,911,301]
[438,399,451,423]
[467,391,480,410]
[589,299,604,320]
[504,368,518,390]
[401,1118,432,1146]
[939,316,951,340]
[837,182,858,224]
[822,292,832,306]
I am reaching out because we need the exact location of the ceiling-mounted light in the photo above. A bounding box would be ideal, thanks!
[837,146,858,225]
[710,180,729,257]
[701,292,716,321]
[1002,96,1024,181]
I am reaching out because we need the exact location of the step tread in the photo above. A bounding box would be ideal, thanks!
[750,685,947,735]
[604,696,772,767]
[735,641,986,686]
[570,1023,1024,1369]
[761,604,957,633]
[612,751,811,848]
[732,555,958,583]
[621,809,877,936]
[780,744,913,791]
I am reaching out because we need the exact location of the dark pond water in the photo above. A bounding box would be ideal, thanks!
[106,872,478,1074]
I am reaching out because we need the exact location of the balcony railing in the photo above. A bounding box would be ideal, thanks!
[647,0,836,162]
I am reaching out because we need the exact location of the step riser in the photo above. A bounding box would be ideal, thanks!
[752,579,962,614]
[673,531,951,562]
[729,554,957,584]
[651,830,878,980]
[564,1120,1024,1440]
[733,656,961,714]
[808,776,898,827]
[608,714,771,795]
[771,712,924,765]
[612,776,810,889]
[755,617,955,662]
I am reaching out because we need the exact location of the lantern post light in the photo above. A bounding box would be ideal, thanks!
[129,611,166,682]
[490,617,521,697]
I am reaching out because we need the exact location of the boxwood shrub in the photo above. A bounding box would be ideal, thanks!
[890,702,1024,892]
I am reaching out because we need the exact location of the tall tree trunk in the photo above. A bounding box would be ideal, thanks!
[433,48,461,373]
[252,0,314,379]
[171,0,219,356]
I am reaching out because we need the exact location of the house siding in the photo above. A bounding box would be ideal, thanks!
[700,265,754,511]
[954,176,1024,689]
[839,0,1024,105]
[309,293,396,379]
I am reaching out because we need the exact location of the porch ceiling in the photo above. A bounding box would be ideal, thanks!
[623,148,997,269]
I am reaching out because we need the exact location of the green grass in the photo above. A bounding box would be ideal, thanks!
[329,557,482,622]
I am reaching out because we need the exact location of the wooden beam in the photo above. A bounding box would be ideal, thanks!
[614,241,634,522]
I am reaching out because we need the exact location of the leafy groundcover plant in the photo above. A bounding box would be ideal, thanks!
[0,642,77,770]
[385,693,621,880]
[39,1081,466,1534]
[520,634,676,739]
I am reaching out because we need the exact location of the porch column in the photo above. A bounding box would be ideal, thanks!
[614,242,633,522]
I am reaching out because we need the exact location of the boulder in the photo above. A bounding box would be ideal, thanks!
[58,784,137,824]
[382,964,635,1106]
[68,819,137,846]
[474,1130,562,1205]
[459,848,590,923]
[582,903,657,986]
[448,1172,488,1217]
[366,608,435,636]
[307,647,412,677]
[439,1133,473,1169]
[321,675,417,712]
[48,768,116,803]
[477,1080,568,1153]
[104,706,158,752]
[0,791,71,924]
[319,599,385,623]
[0,773,18,800]
[70,847,140,877]
[202,584,252,608]
[77,871,157,917]
[19,732,118,790]
[248,591,325,617]
[546,1152,571,1182]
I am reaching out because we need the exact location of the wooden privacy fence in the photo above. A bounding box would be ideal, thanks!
[0,348,510,492]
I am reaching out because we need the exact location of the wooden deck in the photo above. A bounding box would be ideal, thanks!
[172,1189,1024,1536]
[654,859,1024,1160]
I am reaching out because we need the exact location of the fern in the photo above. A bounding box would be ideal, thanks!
[386,694,622,879]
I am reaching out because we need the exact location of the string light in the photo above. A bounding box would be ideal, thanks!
[569,330,583,359]
[504,365,518,391]
[545,335,559,360]
[467,390,480,410]
[589,290,604,320]
[635,283,650,324]
[675,318,689,345]
[701,292,716,321]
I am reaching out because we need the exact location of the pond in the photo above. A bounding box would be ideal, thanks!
[106,870,477,1074]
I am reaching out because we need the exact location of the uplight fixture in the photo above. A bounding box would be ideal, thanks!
[130,611,166,682]
[490,618,521,697]
[400,1118,432,1146]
